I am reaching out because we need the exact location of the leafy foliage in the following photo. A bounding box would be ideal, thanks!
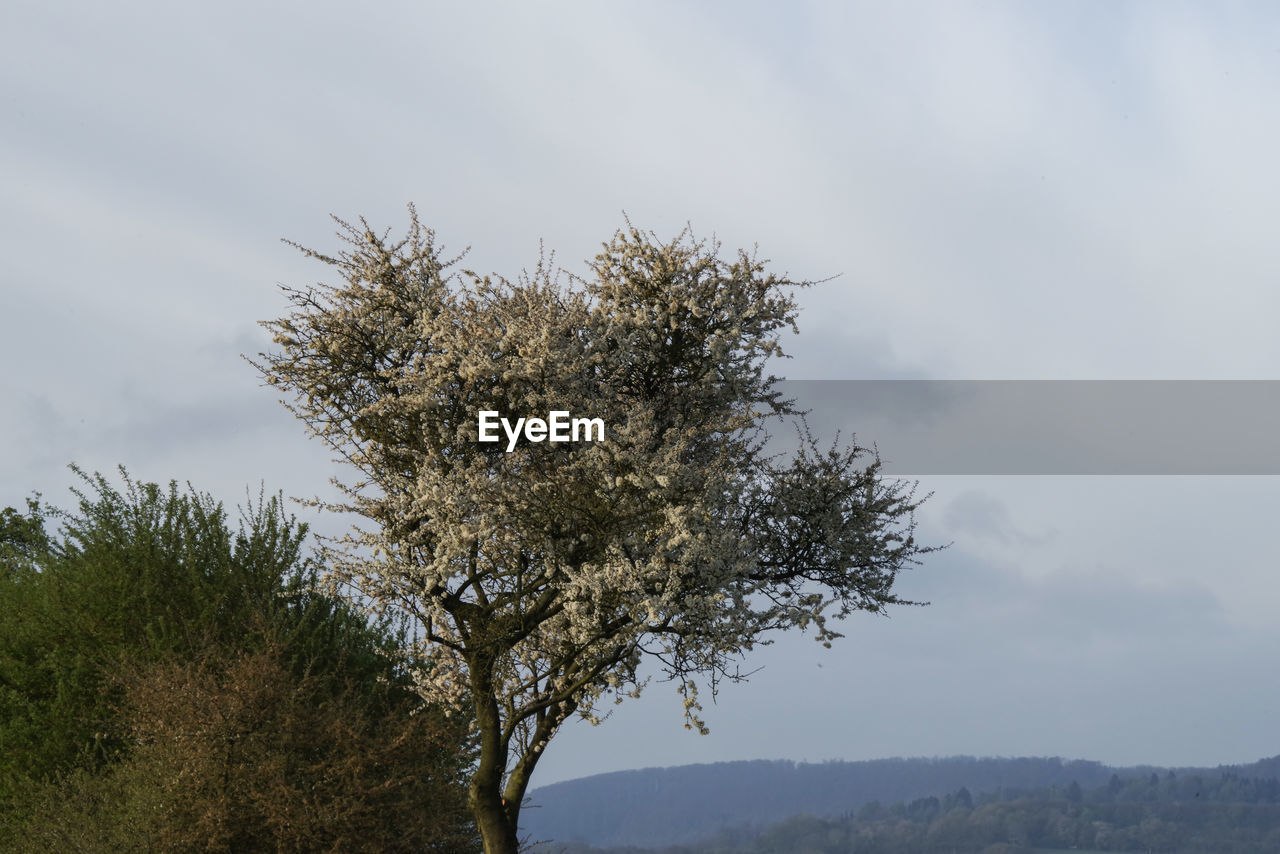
[0,468,478,851]
[12,636,478,853]
[0,467,287,802]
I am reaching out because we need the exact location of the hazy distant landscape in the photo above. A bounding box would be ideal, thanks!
[526,754,1280,852]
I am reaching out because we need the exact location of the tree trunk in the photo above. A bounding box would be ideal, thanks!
[470,654,521,854]
[471,781,520,854]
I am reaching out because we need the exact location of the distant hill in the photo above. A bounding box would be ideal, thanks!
[521,755,1117,848]
[522,754,1280,849]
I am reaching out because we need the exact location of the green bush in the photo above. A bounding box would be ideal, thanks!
[0,467,478,851]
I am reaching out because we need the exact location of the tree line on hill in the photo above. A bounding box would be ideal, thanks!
[535,768,1280,854]
[523,756,1117,848]
[0,468,480,852]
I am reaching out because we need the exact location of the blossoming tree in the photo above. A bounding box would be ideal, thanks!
[253,210,938,854]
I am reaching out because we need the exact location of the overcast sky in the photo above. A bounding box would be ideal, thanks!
[4,1,1280,787]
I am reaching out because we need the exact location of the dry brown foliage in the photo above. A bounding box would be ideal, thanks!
[16,639,479,853]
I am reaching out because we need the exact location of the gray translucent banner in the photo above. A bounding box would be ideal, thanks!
[772,381,1280,474]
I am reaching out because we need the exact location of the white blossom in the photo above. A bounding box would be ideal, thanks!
[250,209,939,853]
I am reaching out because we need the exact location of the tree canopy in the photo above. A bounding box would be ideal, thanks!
[254,210,939,853]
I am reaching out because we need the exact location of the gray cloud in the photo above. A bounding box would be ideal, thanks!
[942,490,1052,547]
[4,0,1280,787]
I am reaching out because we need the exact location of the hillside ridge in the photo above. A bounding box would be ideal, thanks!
[522,753,1280,848]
